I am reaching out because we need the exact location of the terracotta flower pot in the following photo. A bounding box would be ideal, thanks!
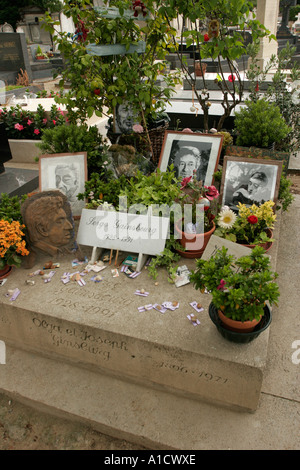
[239,228,273,252]
[195,62,207,77]
[218,308,262,333]
[175,220,215,255]
[0,264,12,280]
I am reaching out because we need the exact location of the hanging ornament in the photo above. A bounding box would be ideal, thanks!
[190,86,199,116]
[132,1,147,17]
[208,20,220,39]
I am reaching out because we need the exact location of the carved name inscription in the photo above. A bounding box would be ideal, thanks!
[32,316,128,362]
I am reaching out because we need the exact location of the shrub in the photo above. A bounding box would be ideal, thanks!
[234,99,291,148]
[37,124,109,174]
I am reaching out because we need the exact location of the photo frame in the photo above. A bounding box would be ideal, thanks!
[39,152,87,218]
[158,131,223,186]
[220,156,283,212]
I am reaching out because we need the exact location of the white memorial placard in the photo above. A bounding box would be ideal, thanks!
[77,209,169,256]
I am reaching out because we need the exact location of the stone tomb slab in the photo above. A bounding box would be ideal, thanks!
[0,167,39,197]
[0,238,277,412]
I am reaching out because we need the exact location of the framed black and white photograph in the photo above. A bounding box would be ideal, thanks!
[220,156,283,211]
[158,131,223,185]
[39,152,87,218]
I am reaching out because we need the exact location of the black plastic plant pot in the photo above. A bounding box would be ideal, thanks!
[208,302,272,344]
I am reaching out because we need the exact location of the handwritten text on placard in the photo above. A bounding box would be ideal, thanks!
[77,209,169,256]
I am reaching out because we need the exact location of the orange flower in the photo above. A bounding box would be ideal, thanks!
[0,219,29,264]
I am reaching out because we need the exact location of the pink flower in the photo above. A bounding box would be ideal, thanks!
[180,176,192,189]
[14,123,24,131]
[132,124,144,133]
[43,118,47,125]
[217,279,226,290]
[204,185,219,200]
[34,128,40,135]
[27,119,33,125]
[228,74,236,82]
[52,120,56,125]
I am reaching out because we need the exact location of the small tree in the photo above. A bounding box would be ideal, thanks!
[42,1,181,133]
[156,0,274,131]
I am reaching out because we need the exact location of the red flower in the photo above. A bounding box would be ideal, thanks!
[255,82,259,92]
[204,34,209,42]
[94,88,101,95]
[180,176,192,189]
[247,215,258,224]
[204,185,219,200]
[228,74,236,82]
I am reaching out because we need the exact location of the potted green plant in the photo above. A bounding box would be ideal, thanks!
[174,172,219,257]
[189,245,280,343]
[35,45,48,60]
[214,200,276,251]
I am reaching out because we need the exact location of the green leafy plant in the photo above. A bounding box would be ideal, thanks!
[0,193,27,224]
[214,200,276,245]
[147,240,182,281]
[78,172,129,209]
[190,245,280,322]
[234,98,291,149]
[277,171,295,212]
[37,123,109,174]
[246,43,299,154]
[119,167,183,279]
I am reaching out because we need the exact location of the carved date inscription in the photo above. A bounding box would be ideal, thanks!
[154,360,229,385]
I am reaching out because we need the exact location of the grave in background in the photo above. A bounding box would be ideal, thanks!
[0,33,32,85]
